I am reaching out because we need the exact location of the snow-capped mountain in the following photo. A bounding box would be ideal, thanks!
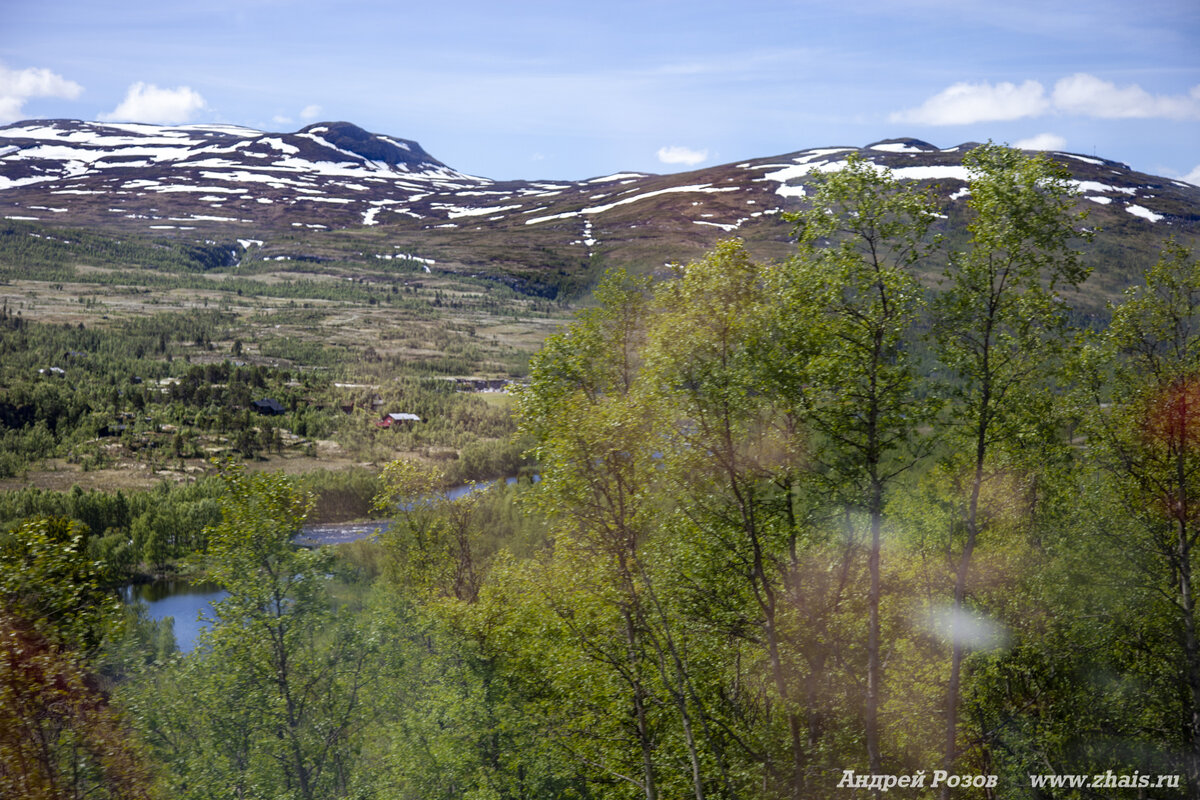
[0,120,492,230]
[1,120,1197,300]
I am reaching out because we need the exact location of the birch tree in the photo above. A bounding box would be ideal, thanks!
[781,154,939,774]
[1085,241,1200,794]
[932,143,1089,789]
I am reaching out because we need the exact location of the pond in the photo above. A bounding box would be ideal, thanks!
[123,477,535,652]
[121,579,227,653]
[123,518,433,652]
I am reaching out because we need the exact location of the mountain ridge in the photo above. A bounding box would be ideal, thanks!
[1,119,1197,305]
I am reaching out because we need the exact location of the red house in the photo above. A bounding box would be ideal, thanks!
[377,412,421,428]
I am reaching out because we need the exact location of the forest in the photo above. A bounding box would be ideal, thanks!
[4,143,1200,799]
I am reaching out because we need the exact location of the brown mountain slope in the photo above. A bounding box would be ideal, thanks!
[2,122,1197,308]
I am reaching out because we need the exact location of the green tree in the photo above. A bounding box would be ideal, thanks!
[0,516,119,652]
[132,465,379,800]
[373,459,487,603]
[364,471,582,799]
[781,154,940,773]
[932,142,1089,787]
[0,517,151,800]
[642,240,820,797]
[516,269,687,800]
[1082,240,1200,793]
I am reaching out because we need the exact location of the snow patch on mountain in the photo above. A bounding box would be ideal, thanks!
[1126,204,1163,222]
[587,173,648,183]
[441,204,521,219]
[1059,153,1105,166]
[525,184,738,225]
[870,142,927,153]
[1073,180,1136,195]
[890,165,970,181]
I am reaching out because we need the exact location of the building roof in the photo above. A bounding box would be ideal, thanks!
[252,398,286,414]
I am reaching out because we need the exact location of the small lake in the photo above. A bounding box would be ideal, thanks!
[124,477,534,652]
[121,580,227,653]
[124,515,393,653]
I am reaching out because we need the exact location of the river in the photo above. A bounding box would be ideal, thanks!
[123,477,528,652]
[121,517,389,653]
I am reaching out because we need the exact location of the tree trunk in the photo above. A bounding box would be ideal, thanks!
[942,460,984,800]
[867,483,884,777]
[623,608,659,800]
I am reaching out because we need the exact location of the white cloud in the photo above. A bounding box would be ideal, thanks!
[1052,74,1200,120]
[657,145,708,166]
[894,73,1200,126]
[1183,165,1200,187]
[890,80,1049,125]
[0,63,83,124]
[274,106,321,127]
[1013,132,1067,151]
[99,82,207,124]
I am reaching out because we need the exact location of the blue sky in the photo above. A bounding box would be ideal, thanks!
[2,0,1197,182]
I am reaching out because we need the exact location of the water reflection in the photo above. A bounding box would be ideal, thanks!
[295,477,527,546]
[122,477,537,651]
[121,580,227,653]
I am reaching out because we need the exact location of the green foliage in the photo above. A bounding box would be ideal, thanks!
[781,153,939,498]
[934,142,1091,416]
[374,459,508,603]
[0,302,525,479]
[0,480,224,579]
[0,516,153,799]
[129,465,382,800]
[923,143,1093,785]
[15,146,1200,800]
[0,219,238,277]
[203,463,315,601]
[1067,240,1200,787]
[0,516,121,651]
[780,155,943,773]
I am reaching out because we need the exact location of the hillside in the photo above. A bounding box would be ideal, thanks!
[2,120,1199,309]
